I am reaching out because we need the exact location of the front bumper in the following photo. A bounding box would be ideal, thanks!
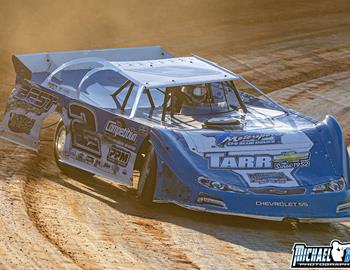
[154,182,350,223]
[151,127,350,223]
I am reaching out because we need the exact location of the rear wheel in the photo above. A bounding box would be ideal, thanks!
[54,120,93,177]
[137,144,157,204]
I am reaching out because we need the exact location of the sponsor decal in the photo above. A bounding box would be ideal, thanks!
[205,151,311,170]
[248,172,292,185]
[273,151,310,169]
[205,152,273,169]
[104,118,137,144]
[8,113,35,134]
[47,82,72,95]
[205,132,281,147]
[47,81,59,91]
[291,240,350,268]
[255,201,308,207]
[70,149,118,173]
[14,85,58,114]
[107,145,130,167]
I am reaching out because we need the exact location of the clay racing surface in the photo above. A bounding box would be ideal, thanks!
[1,0,350,269]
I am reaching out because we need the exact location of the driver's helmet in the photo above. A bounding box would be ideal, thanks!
[181,84,207,105]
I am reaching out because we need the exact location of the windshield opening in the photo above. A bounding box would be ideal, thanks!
[112,78,285,120]
[166,81,244,118]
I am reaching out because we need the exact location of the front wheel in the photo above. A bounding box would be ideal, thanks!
[137,144,157,204]
[54,120,93,177]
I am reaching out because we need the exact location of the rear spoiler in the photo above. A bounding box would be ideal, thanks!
[12,46,173,80]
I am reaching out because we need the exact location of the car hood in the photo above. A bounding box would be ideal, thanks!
[152,114,346,189]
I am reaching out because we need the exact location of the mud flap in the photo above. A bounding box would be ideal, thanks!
[0,81,58,151]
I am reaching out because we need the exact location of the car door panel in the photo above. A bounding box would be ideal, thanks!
[60,101,148,186]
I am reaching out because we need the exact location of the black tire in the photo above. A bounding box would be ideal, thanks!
[54,120,93,177]
[137,144,157,204]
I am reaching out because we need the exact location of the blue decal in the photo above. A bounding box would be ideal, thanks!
[205,132,282,147]
[345,248,350,263]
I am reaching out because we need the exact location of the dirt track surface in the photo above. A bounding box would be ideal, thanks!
[1,1,350,269]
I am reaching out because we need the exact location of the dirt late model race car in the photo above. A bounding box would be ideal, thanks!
[1,46,350,223]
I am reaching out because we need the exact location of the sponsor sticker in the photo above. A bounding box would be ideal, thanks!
[248,172,292,185]
[291,240,350,268]
[204,151,311,170]
[70,149,117,174]
[107,145,130,167]
[205,132,282,147]
[104,118,137,144]
[14,85,58,114]
[273,151,310,169]
[8,113,35,134]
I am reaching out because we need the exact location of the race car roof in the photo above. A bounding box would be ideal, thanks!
[110,57,239,88]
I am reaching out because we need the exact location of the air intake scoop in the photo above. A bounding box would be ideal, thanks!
[203,117,243,130]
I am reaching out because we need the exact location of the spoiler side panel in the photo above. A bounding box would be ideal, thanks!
[0,80,58,151]
[13,46,173,80]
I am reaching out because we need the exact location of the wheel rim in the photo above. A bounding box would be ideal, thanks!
[55,125,66,160]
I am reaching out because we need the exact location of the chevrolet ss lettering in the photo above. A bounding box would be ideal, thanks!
[0,46,349,223]
[256,201,309,207]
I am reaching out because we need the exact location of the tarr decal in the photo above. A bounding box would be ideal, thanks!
[205,152,273,169]
[205,151,311,170]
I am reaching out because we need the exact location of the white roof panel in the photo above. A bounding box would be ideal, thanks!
[110,57,239,88]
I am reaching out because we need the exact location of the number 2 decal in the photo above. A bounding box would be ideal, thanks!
[68,103,101,157]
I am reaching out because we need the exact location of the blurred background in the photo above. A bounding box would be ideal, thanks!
[1,0,350,136]
[1,0,350,69]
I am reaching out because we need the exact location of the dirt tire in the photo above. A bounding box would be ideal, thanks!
[54,120,93,177]
[137,144,157,204]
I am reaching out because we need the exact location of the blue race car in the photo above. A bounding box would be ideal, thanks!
[1,46,349,223]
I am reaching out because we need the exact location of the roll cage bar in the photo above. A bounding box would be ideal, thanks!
[111,79,248,121]
[111,80,156,112]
